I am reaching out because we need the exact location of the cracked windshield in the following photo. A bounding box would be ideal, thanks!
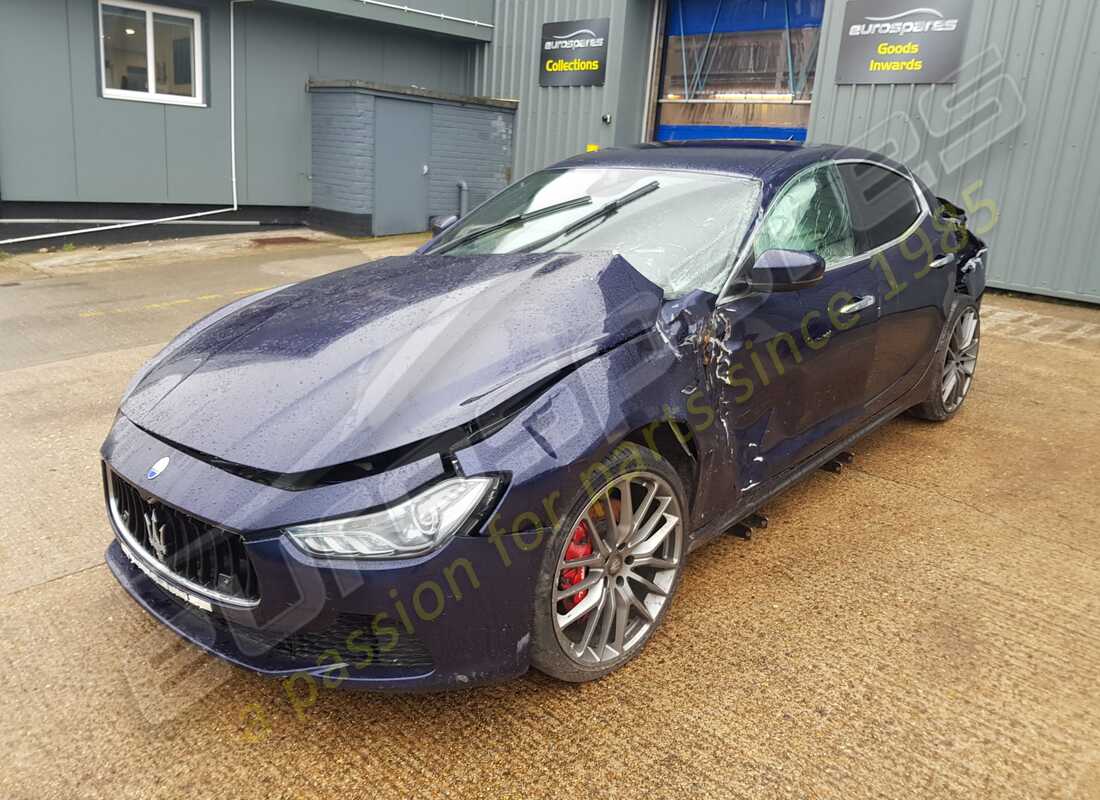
[427,167,761,297]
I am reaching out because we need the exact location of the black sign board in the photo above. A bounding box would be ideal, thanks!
[836,0,972,84]
[539,18,610,87]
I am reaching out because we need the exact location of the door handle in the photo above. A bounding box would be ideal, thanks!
[929,253,956,269]
[838,295,875,314]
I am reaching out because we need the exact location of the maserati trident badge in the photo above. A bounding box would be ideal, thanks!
[144,506,169,562]
[147,456,170,480]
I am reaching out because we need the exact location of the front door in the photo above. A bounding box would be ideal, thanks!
[709,289,816,496]
[708,162,879,495]
[752,162,878,465]
[373,98,431,235]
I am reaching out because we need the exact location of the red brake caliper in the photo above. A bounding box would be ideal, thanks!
[559,520,593,612]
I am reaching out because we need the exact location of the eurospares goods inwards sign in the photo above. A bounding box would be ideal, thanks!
[836,0,972,84]
[540,18,610,87]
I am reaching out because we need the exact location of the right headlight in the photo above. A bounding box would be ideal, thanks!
[285,476,497,559]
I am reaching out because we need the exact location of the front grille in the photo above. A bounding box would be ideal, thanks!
[108,470,259,602]
[171,603,434,671]
[263,613,433,668]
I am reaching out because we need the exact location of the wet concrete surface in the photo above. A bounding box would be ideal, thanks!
[1,232,1098,799]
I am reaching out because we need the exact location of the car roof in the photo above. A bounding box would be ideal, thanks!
[549,141,916,202]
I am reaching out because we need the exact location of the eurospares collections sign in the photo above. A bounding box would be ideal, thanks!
[540,18,610,87]
[836,0,972,84]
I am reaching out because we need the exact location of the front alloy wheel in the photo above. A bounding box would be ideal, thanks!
[551,472,683,667]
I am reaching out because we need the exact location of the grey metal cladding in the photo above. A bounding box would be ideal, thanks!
[472,0,655,179]
[809,0,1100,303]
[0,0,79,200]
[0,0,477,207]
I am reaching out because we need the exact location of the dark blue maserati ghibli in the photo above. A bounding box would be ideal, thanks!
[102,141,987,690]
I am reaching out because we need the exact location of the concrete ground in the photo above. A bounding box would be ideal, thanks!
[1,231,1098,799]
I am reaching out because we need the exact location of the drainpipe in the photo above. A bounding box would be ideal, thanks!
[0,0,248,246]
[458,180,469,217]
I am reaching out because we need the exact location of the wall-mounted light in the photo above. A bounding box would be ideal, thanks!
[125,27,136,35]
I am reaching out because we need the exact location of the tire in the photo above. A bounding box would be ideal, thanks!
[529,444,689,682]
[909,299,981,421]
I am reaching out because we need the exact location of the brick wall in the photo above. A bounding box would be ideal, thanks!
[429,104,514,217]
[310,92,374,215]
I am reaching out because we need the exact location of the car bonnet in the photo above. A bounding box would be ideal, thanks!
[120,250,663,475]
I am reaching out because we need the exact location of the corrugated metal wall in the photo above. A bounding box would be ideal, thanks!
[472,0,656,178]
[808,0,1100,303]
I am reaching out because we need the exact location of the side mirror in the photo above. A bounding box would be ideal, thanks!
[747,249,825,292]
[430,214,458,236]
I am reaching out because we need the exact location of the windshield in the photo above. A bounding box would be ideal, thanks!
[426,167,761,297]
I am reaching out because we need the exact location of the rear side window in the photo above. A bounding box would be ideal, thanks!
[837,163,923,252]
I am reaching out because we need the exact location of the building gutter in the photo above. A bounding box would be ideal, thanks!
[264,0,493,41]
[0,0,248,247]
[351,0,492,29]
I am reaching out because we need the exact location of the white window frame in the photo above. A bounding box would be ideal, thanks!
[98,0,205,108]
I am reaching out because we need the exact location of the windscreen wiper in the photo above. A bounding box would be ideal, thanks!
[428,195,592,255]
[517,180,660,254]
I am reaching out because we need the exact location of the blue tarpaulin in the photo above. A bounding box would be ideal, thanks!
[656,124,808,142]
[666,0,824,36]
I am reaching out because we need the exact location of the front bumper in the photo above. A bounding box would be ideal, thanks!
[102,417,545,692]
[105,533,543,691]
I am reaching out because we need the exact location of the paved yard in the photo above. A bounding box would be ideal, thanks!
[1,232,1098,799]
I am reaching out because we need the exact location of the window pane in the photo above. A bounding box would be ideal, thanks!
[102,5,148,92]
[655,1,825,140]
[154,13,195,97]
[660,28,821,101]
[755,166,854,266]
[657,99,811,131]
[838,164,923,252]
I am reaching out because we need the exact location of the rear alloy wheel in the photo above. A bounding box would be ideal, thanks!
[942,306,980,413]
[911,302,980,421]
[531,448,687,682]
